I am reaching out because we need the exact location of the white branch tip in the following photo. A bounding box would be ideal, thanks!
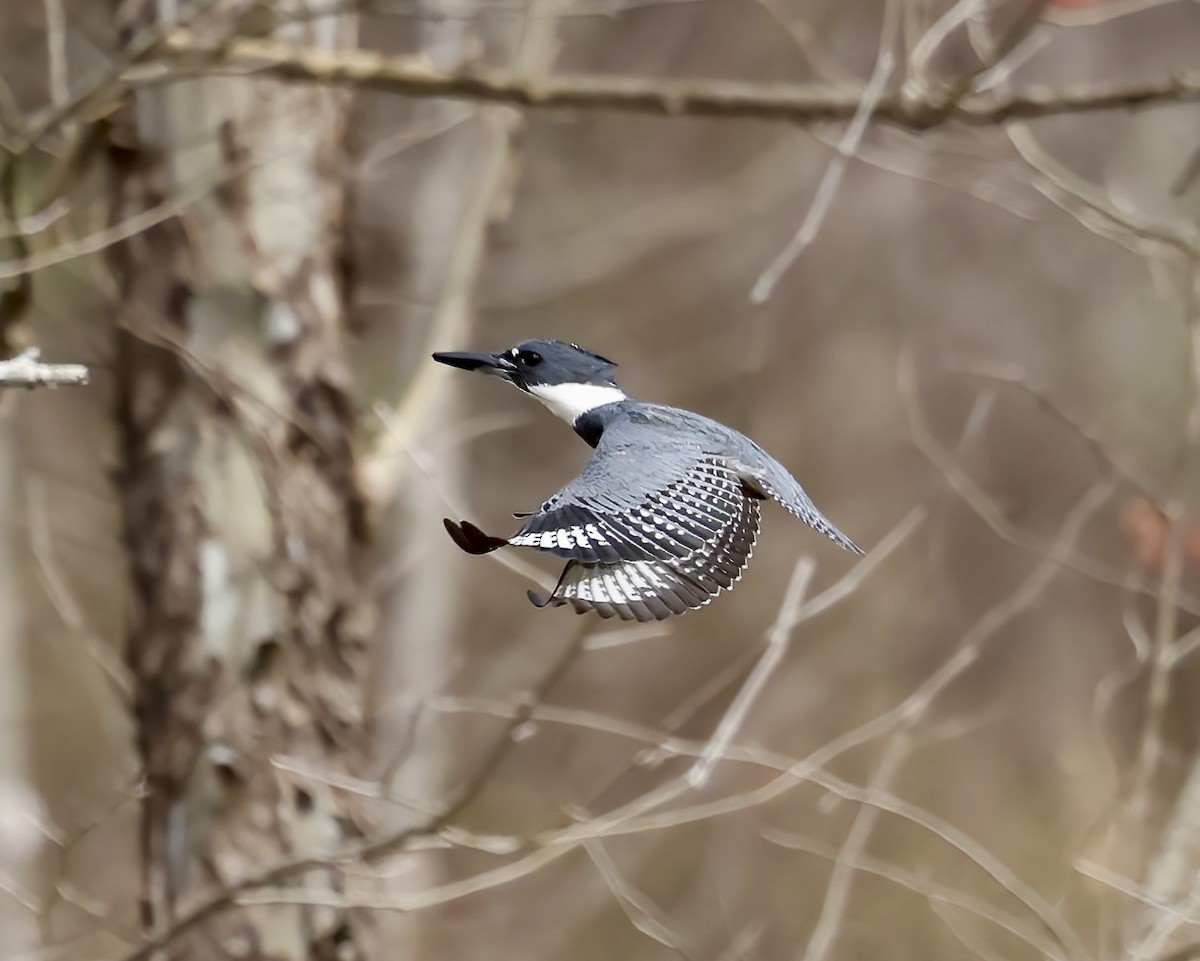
[0,347,90,389]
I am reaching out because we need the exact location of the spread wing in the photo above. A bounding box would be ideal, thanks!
[529,495,760,621]
[500,422,763,619]
[507,443,751,564]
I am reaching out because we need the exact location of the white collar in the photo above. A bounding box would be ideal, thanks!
[527,382,626,424]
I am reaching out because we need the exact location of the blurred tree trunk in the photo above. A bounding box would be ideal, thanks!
[107,2,373,957]
[370,0,562,819]
[364,6,567,953]
[0,399,38,946]
[368,0,483,823]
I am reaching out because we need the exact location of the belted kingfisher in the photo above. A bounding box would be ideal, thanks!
[433,339,863,621]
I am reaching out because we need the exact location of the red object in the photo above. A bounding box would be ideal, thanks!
[1119,499,1200,574]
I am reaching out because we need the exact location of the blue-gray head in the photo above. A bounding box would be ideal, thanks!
[432,339,626,425]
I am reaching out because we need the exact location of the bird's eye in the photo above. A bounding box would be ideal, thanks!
[516,350,543,367]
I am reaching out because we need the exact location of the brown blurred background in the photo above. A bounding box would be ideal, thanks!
[1,0,1199,958]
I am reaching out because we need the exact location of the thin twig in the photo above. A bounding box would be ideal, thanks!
[800,730,911,961]
[540,514,928,848]
[1125,500,1184,834]
[1075,858,1196,920]
[687,556,816,788]
[810,127,1041,222]
[750,0,899,304]
[1131,880,1200,961]
[362,0,563,501]
[375,510,919,925]
[118,616,591,961]
[945,354,1163,502]
[791,506,925,622]
[1168,624,1200,666]
[25,477,132,701]
[909,0,989,81]
[1008,122,1200,260]
[962,0,1052,98]
[43,0,70,110]
[901,350,1200,616]
[583,838,697,957]
[434,691,1078,953]
[934,900,1034,961]
[765,828,1067,961]
[0,143,302,281]
[800,478,1110,961]
[0,198,70,240]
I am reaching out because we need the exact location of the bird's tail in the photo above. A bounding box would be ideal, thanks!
[443,519,509,554]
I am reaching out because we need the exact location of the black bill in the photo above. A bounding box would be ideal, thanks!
[431,350,516,376]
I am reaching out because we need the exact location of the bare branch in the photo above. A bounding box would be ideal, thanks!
[0,198,69,240]
[1,136,313,283]
[42,0,70,110]
[1075,858,1197,919]
[1136,761,1200,957]
[1132,881,1200,961]
[799,475,1110,961]
[945,354,1164,502]
[810,127,1041,221]
[750,0,899,303]
[687,556,816,788]
[435,691,1076,954]
[901,350,1200,616]
[1007,122,1200,260]
[909,0,986,80]
[363,0,565,501]
[1169,623,1200,666]
[1126,500,1187,834]
[0,348,88,389]
[790,349,1115,961]
[25,477,132,702]
[800,730,912,961]
[12,0,226,154]
[790,506,925,622]
[765,828,1067,961]
[933,900,1038,961]
[235,841,574,912]
[124,32,1200,131]
[583,839,697,957]
[117,599,592,961]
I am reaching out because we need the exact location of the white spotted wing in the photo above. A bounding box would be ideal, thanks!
[509,456,763,620]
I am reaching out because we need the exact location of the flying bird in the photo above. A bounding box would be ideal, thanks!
[434,340,863,621]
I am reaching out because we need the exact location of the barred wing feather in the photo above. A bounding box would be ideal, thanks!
[508,459,748,565]
[532,491,761,622]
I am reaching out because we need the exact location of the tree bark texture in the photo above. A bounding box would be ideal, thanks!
[108,3,372,957]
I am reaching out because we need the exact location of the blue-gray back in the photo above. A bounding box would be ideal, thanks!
[518,401,863,557]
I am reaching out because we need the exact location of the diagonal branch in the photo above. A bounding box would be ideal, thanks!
[687,556,816,788]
